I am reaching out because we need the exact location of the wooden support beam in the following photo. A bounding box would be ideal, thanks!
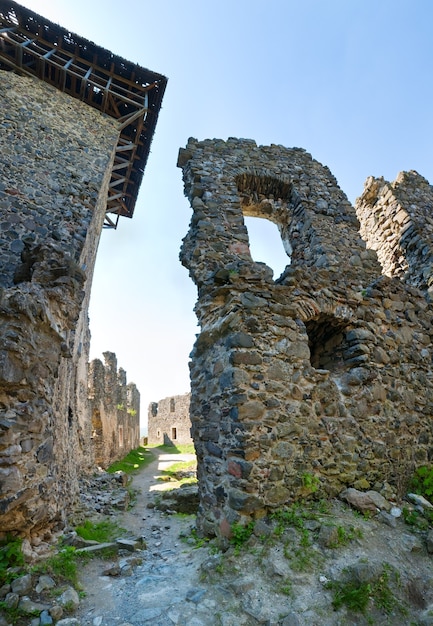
[107,192,124,202]
[116,143,136,152]
[109,177,127,188]
[118,107,147,131]
[111,160,130,171]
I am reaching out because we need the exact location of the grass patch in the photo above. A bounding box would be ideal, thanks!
[36,546,79,587]
[329,578,371,613]
[75,519,126,543]
[230,521,255,554]
[107,446,153,474]
[327,563,407,618]
[149,443,196,455]
[181,527,209,549]
[0,603,40,625]
[157,459,197,485]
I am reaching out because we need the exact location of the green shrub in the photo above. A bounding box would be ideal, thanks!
[410,465,433,500]
[230,521,255,552]
[0,535,24,585]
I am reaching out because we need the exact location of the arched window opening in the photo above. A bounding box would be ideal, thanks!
[235,173,293,280]
[305,315,349,371]
[244,216,290,279]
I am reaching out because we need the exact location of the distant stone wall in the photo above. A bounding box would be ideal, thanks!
[88,352,140,468]
[0,71,119,537]
[147,393,192,446]
[179,138,433,538]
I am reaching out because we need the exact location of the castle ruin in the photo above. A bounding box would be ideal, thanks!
[179,138,433,538]
[0,1,166,537]
[147,393,192,446]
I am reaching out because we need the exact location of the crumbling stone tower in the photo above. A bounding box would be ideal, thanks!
[179,137,433,538]
[0,2,166,537]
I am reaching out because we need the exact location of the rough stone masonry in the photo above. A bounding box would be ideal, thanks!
[0,71,119,536]
[179,137,433,538]
[0,1,166,539]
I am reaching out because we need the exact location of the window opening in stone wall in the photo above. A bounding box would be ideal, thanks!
[172,427,177,440]
[170,398,175,412]
[157,428,161,438]
[244,216,290,279]
[305,315,350,372]
[236,174,292,280]
[119,425,124,447]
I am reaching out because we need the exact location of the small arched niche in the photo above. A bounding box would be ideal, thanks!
[305,314,350,372]
[235,173,292,279]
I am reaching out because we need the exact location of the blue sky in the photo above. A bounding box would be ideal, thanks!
[21,1,433,430]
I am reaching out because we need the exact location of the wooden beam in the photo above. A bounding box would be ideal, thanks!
[116,143,136,152]
[109,177,127,188]
[111,160,130,171]
[117,107,147,131]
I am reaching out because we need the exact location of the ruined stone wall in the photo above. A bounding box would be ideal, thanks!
[89,354,141,468]
[0,71,119,537]
[356,171,433,294]
[147,393,192,446]
[88,352,140,468]
[179,137,433,538]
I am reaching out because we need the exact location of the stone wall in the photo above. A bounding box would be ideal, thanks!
[88,352,140,468]
[179,137,433,538]
[0,71,119,537]
[356,171,433,294]
[147,393,192,446]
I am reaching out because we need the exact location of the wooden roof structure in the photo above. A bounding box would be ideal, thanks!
[0,1,167,228]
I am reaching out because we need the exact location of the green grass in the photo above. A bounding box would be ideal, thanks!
[148,443,196,455]
[230,521,255,554]
[329,578,372,613]
[75,520,126,543]
[157,459,197,484]
[327,563,407,618]
[107,446,154,474]
[36,546,79,586]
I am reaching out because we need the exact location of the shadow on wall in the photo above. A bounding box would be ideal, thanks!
[163,434,176,447]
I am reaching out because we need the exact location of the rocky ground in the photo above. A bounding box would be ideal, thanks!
[4,449,433,625]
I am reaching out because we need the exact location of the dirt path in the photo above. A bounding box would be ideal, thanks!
[72,451,433,625]
[74,449,232,626]
[116,448,197,536]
